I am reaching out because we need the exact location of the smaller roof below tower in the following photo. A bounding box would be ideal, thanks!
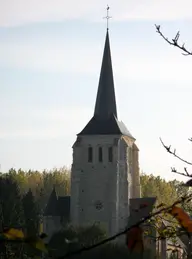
[43,188,70,219]
[44,187,58,216]
[128,197,157,226]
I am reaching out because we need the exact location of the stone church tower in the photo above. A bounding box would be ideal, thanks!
[70,29,141,236]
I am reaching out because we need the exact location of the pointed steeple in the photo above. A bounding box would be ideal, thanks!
[78,30,134,138]
[94,30,117,119]
[43,186,58,216]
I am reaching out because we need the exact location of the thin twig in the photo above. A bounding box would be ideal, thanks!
[171,167,192,178]
[57,194,192,259]
[1,196,191,258]
[160,138,192,166]
[155,24,192,56]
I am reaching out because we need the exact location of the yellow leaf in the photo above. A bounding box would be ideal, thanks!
[32,239,48,253]
[3,228,24,239]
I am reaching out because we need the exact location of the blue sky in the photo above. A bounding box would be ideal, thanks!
[0,0,192,181]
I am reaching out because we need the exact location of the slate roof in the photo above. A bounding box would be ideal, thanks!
[44,187,58,216]
[78,30,134,138]
[78,114,134,138]
[43,188,70,218]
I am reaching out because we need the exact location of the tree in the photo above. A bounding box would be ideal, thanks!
[22,189,39,237]
[0,175,25,258]
[48,224,153,259]
[140,174,178,205]
[22,188,41,257]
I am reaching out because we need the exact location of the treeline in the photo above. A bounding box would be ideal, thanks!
[0,167,70,210]
[141,174,192,214]
[0,167,191,257]
[0,167,70,257]
[1,168,191,214]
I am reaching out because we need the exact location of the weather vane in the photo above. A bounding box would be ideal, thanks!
[103,5,112,30]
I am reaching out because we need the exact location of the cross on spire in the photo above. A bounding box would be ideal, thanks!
[103,5,112,30]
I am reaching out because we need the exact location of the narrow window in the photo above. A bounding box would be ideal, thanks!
[98,147,103,162]
[88,147,93,162]
[108,147,113,162]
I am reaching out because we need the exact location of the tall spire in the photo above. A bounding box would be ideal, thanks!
[77,12,134,138]
[94,29,117,119]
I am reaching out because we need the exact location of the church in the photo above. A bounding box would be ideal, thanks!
[70,28,141,236]
[42,25,189,259]
[43,27,154,241]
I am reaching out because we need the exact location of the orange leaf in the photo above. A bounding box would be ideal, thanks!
[126,227,144,253]
[169,206,192,231]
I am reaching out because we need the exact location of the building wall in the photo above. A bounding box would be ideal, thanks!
[70,135,137,236]
[131,143,141,198]
[116,137,131,232]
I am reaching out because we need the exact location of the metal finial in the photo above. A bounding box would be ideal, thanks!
[103,5,112,30]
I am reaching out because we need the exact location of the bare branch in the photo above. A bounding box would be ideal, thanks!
[57,194,192,258]
[160,138,192,166]
[155,24,192,56]
[1,194,192,258]
[171,167,192,178]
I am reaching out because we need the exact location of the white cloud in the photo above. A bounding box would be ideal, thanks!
[0,0,192,27]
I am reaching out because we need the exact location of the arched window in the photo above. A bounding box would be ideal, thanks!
[108,147,113,162]
[88,147,93,162]
[98,147,103,162]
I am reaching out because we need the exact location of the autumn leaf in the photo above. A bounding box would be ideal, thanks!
[2,228,48,254]
[126,226,144,254]
[31,238,48,253]
[3,228,24,239]
[169,206,192,232]
[26,234,48,253]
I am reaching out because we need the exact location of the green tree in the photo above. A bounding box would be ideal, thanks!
[140,174,178,205]
[22,189,39,236]
[22,188,41,257]
[0,175,25,258]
